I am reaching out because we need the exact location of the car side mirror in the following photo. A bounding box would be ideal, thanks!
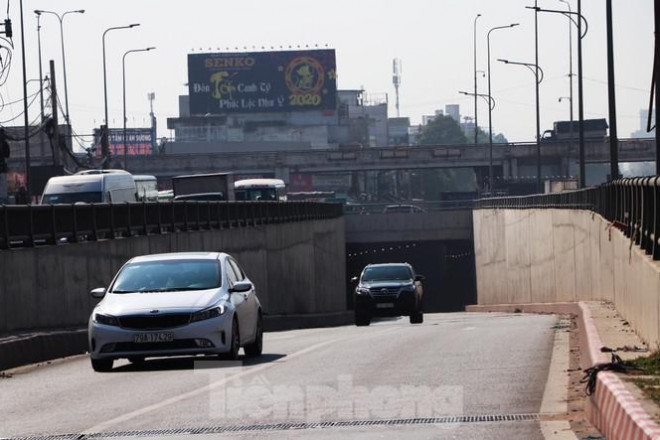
[415,275,425,282]
[350,276,359,283]
[229,280,253,293]
[91,287,106,299]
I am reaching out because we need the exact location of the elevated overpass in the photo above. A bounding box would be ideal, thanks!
[12,138,653,179]
[121,138,654,177]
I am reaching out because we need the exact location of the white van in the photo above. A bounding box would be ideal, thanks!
[41,172,137,204]
[133,175,158,202]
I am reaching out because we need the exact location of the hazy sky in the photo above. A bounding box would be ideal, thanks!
[0,0,655,146]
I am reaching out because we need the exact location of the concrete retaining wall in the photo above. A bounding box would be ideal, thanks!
[474,209,660,347]
[345,209,472,244]
[0,217,346,333]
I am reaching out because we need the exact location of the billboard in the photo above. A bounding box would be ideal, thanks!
[94,128,154,156]
[188,49,337,115]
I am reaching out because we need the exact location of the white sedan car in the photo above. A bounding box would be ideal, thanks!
[88,252,263,372]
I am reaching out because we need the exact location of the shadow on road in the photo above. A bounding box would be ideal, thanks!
[111,353,287,372]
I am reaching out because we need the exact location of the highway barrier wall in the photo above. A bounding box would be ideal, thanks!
[473,206,660,347]
[0,214,346,333]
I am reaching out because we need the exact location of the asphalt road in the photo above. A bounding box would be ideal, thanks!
[0,312,558,439]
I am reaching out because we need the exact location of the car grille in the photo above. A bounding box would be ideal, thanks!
[119,314,191,330]
[369,287,400,295]
[101,339,199,353]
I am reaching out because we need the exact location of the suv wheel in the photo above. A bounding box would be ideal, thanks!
[91,357,113,372]
[409,311,423,324]
[355,311,371,326]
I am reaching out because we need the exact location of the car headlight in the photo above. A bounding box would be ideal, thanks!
[356,287,370,295]
[402,285,416,292]
[94,313,119,326]
[191,305,226,323]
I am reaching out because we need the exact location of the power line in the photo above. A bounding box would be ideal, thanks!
[0,90,41,124]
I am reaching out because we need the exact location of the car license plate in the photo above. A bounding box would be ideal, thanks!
[376,303,394,309]
[133,332,173,343]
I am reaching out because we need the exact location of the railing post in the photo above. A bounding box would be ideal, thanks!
[0,206,8,249]
[50,204,58,245]
[125,202,132,238]
[157,201,163,235]
[108,203,115,240]
[653,176,660,260]
[71,204,79,243]
[142,201,148,236]
[91,204,98,241]
[27,205,35,247]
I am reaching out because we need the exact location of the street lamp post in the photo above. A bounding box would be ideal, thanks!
[558,0,575,149]
[33,9,84,125]
[122,47,155,169]
[498,59,545,193]
[19,0,30,200]
[487,23,519,191]
[102,24,140,166]
[34,12,44,122]
[530,5,588,187]
[473,13,481,145]
[459,90,495,111]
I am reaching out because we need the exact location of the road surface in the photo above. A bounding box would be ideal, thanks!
[0,313,562,439]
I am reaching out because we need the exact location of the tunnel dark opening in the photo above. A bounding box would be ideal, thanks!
[346,240,476,313]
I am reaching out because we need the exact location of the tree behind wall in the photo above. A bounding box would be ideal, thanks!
[474,126,508,144]
[417,115,467,145]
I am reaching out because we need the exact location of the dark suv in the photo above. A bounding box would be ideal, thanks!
[352,263,424,326]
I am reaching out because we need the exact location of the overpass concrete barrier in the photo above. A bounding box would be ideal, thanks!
[345,209,472,244]
[0,217,346,334]
[473,208,660,347]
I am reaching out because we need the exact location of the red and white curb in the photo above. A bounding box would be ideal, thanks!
[580,303,660,440]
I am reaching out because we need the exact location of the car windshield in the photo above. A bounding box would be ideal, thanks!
[111,259,221,293]
[235,188,278,201]
[361,266,412,282]
[41,192,102,204]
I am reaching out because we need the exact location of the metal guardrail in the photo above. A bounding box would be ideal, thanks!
[0,201,343,250]
[475,177,660,261]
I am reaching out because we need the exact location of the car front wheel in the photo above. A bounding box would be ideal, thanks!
[244,313,263,357]
[219,318,240,360]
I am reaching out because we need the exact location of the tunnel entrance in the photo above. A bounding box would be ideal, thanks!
[346,240,476,313]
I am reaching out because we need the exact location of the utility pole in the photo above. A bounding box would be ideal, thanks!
[577,0,586,187]
[534,0,542,193]
[36,13,46,158]
[148,92,156,153]
[50,60,60,166]
[19,0,31,200]
[606,0,619,180]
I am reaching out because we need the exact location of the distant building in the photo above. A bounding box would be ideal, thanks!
[422,110,444,125]
[166,89,389,153]
[631,108,655,138]
[388,117,410,145]
[445,104,460,123]
[460,116,476,142]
